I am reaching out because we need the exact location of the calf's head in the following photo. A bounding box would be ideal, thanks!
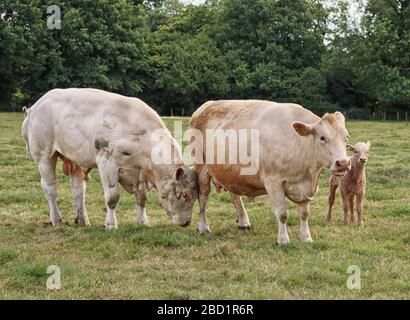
[347,141,371,167]
[159,167,198,227]
[293,112,350,176]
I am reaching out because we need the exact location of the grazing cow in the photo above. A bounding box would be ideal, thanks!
[28,88,197,229]
[22,107,31,160]
[327,141,371,226]
[189,100,350,244]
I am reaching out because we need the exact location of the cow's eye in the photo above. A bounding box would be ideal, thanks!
[320,136,326,142]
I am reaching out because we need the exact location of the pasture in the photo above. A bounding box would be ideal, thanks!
[0,112,409,299]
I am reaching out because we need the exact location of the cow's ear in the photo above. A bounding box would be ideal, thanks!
[366,141,371,149]
[335,111,345,123]
[174,167,184,181]
[347,144,355,152]
[293,122,313,136]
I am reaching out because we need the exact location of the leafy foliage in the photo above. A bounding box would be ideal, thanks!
[0,0,408,114]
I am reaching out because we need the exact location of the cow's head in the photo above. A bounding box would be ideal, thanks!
[347,141,371,167]
[159,167,198,227]
[293,112,350,176]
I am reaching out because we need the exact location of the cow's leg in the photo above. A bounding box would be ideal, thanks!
[356,193,364,226]
[229,192,251,230]
[265,182,289,244]
[327,178,338,222]
[349,195,355,223]
[196,165,211,234]
[342,196,350,226]
[38,155,63,226]
[96,153,119,230]
[298,202,313,243]
[25,143,30,160]
[135,188,149,225]
[70,165,90,226]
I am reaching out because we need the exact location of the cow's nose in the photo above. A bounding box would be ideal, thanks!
[336,159,351,171]
[360,158,367,164]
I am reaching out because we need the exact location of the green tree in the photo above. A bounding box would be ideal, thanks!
[205,0,330,108]
[0,0,150,110]
[325,0,410,111]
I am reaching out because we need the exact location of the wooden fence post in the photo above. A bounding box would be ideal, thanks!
[397,112,400,121]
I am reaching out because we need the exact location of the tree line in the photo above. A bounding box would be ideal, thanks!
[0,0,408,117]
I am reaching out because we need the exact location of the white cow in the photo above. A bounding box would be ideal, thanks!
[27,88,197,229]
[189,100,351,244]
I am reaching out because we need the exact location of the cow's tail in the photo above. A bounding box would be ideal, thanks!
[21,107,31,160]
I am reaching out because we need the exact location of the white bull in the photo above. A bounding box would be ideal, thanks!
[27,88,197,229]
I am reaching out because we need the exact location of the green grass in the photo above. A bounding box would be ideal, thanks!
[0,112,409,299]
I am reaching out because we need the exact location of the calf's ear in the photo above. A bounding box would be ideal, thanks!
[293,122,313,136]
[346,144,355,152]
[366,141,371,149]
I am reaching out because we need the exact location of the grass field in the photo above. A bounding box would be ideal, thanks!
[0,112,409,299]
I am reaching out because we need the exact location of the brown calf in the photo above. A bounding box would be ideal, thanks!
[327,141,371,226]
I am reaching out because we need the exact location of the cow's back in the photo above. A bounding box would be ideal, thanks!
[190,100,318,132]
[28,88,166,166]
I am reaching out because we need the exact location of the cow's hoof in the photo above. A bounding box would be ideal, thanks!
[136,218,150,226]
[277,235,290,245]
[75,217,91,227]
[238,224,251,231]
[51,218,64,227]
[300,237,313,243]
[197,224,211,235]
[104,223,118,230]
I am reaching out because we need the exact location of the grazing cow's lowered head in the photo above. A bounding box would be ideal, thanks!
[158,167,198,227]
[293,112,351,176]
[347,141,371,167]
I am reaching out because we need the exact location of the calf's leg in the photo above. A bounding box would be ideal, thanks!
[349,195,355,223]
[298,202,313,243]
[70,165,90,226]
[327,177,338,222]
[38,155,63,226]
[229,192,251,230]
[356,193,364,226]
[342,195,351,226]
[97,152,120,230]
